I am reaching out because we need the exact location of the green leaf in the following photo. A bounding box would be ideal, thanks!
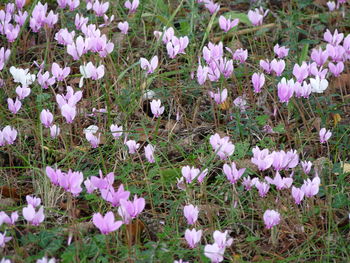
[299,43,309,64]
[273,123,285,133]
[332,193,349,208]
[246,236,260,242]
[255,115,269,126]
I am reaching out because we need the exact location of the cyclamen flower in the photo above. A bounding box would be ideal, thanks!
[16,0,26,9]
[204,0,220,14]
[0,48,11,71]
[75,14,88,30]
[110,124,123,138]
[166,36,189,58]
[301,161,312,174]
[273,44,289,58]
[183,204,199,225]
[7,98,22,114]
[1,126,18,145]
[210,133,235,160]
[255,180,270,197]
[293,62,309,83]
[145,144,155,163]
[67,36,89,61]
[22,205,45,226]
[291,186,304,205]
[40,109,54,128]
[260,59,272,74]
[26,195,41,207]
[242,176,254,191]
[209,89,227,104]
[150,99,165,118]
[118,195,145,224]
[0,211,18,226]
[50,125,60,138]
[204,243,225,263]
[310,76,328,93]
[223,162,245,184]
[0,232,12,248]
[101,184,130,207]
[79,62,105,87]
[185,229,202,249]
[181,166,200,183]
[37,71,56,89]
[93,0,109,16]
[277,77,294,103]
[125,0,139,14]
[67,0,80,11]
[251,146,273,171]
[311,48,329,66]
[248,7,268,26]
[265,172,293,190]
[36,257,56,263]
[263,209,280,229]
[10,66,36,87]
[90,170,114,191]
[301,176,320,197]
[140,56,158,74]
[58,170,84,196]
[252,72,265,93]
[118,22,129,34]
[125,140,140,154]
[319,128,332,143]
[328,61,344,77]
[213,230,233,249]
[219,16,239,32]
[271,59,285,76]
[197,64,208,85]
[51,63,70,81]
[15,10,28,26]
[327,1,336,11]
[85,132,100,148]
[93,212,122,234]
[324,29,344,46]
[232,48,248,64]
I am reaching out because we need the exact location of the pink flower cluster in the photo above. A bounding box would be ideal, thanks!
[162,27,189,59]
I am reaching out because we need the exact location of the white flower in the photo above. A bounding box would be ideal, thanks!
[310,76,328,93]
[83,125,99,134]
[10,66,36,87]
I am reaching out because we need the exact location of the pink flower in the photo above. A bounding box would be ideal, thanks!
[92,212,122,234]
[204,243,225,263]
[7,98,21,114]
[4,24,20,43]
[277,77,294,103]
[30,2,48,32]
[273,44,289,58]
[248,7,268,26]
[197,169,208,183]
[204,0,220,14]
[324,29,344,46]
[67,0,80,11]
[204,42,223,63]
[265,172,293,190]
[58,170,84,196]
[51,63,70,81]
[219,16,239,32]
[223,162,245,184]
[294,81,311,98]
[0,231,12,248]
[15,10,28,26]
[50,125,60,138]
[85,132,100,148]
[0,211,18,226]
[301,161,312,174]
[293,62,309,83]
[61,104,77,123]
[209,133,235,160]
[40,109,54,128]
[185,228,202,249]
[125,0,139,14]
[326,44,345,62]
[26,195,41,207]
[301,176,320,197]
[45,10,58,28]
[67,36,88,61]
[125,140,140,154]
[2,126,17,145]
[46,166,61,186]
[101,184,130,207]
[162,27,175,44]
[0,48,11,71]
[166,36,189,58]
[291,186,304,205]
[93,0,109,16]
[90,170,114,191]
[150,99,165,118]
[37,71,56,89]
[75,14,88,30]
[232,48,248,64]
[16,0,26,9]
[328,61,344,77]
[197,65,208,85]
[263,209,280,229]
[183,204,199,225]
[118,21,129,34]
[22,205,45,226]
[140,56,158,74]
[255,180,270,197]
[327,1,336,11]
[251,146,273,171]
[311,48,329,66]
[110,124,123,138]
[181,166,200,183]
[252,72,265,93]
[209,88,227,104]
[145,144,155,163]
[57,0,68,9]
[16,86,31,100]
[259,59,272,74]
[118,195,145,224]
[319,128,332,143]
[213,230,233,248]
[271,59,285,76]
[242,176,254,191]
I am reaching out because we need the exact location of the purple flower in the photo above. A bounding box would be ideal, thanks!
[7,98,21,114]
[0,211,18,226]
[197,64,208,85]
[204,243,225,263]
[58,169,84,196]
[2,126,17,145]
[301,176,320,197]
[311,48,329,66]
[101,184,130,207]
[273,44,289,58]
[16,86,31,100]
[93,0,109,16]
[204,0,220,14]
[183,204,199,225]
[150,99,165,118]
[125,0,139,14]
[247,7,268,26]
[209,89,227,104]
[252,72,265,93]
[213,230,233,248]
[271,59,285,76]
[181,166,200,183]
[0,231,12,248]
[301,161,312,174]
[125,140,140,154]
[223,162,245,184]
[255,180,270,197]
[118,21,129,34]
[209,133,235,160]
[232,48,248,64]
[92,211,122,234]
[26,195,41,207]
[218,16,239,32]
[265,172,293,190]
[40,109,54,128]
[277,77,294,103]
[145,144,155,163]
[51,63,70,81]
[328,61,344,77]
[263,209,280,229]
[324,29,344,46]
[319,128,332,143]
[140,56,158,74]
[291,186,304,205]
[110,124,123,138]
[251,146,273,171]
[293,62,309,83]
[118,195,145,224]
[23,205,45,226]
[185,228,202,248]
[50,125,60,138]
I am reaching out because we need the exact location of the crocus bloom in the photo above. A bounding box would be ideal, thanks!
[209,89,227,104]
[125,140,140,154]
[0,211,18,226]
[145,144,155,163]
[140,56,158,74]
[2,126,17,145]
[22,205,45,226]
[150,99,165,118]
[0,232,12,248]
[92,212,122,234]
[252,72,265,93]
[273,44,289,58]
[301,161,312,174]
[7,98,22,114]
[213,230,233,248]
[26,195,41,207]
[118,21,129,34]
[93,0,109,16]
[263,209,280,229]
[204,243,225,263]
[271,59,285,76]
[51,63,70,81]
[40,109,54,128]
[183,204,199,225]
[291,186,304,205]
[125,0,139,14]
[219,16,239,32]
[310,76,328,93]
[223,162,245,184]
[319,128,332,143]
[110,124,123,138]
[16,86,31,100]
[50,125,60,138]
[301,176,320,197]
[185,228,202,249]
[209,133,235,160]
[118,195,145,224]
[247,7,268,26]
